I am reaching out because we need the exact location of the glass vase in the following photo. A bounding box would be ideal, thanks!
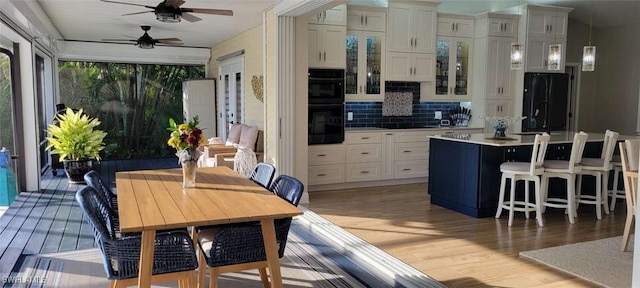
[494,128,507,139]
[182,160,197,188]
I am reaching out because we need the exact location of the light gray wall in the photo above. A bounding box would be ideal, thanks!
[566,18,598,132]
[568,18,640,135]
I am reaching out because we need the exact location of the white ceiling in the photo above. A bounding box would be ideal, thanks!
[18,0,640,49]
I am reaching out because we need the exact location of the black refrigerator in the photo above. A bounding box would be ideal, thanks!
[521,72,569,133]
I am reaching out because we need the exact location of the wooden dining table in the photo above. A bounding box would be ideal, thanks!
[115,166,303,288]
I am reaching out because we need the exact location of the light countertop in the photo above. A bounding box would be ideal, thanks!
[429,131,639,147]
[345,126,484,132]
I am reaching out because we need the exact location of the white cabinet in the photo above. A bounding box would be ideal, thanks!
[485,37,515,100]
[347,7,386,32]
[519,5,572,73]
[386,3,437,54]
[386,52,434,82]
[525,37,567,73]
[345,30,385,101]
[437,16,474,38]
[527,10,568,38]
[183,79,216,136]
[485,100,514,133]
[308,4,346,26]
[308,144,345,185]
[308,24,347,68]
[434,36,472,101]
[475,16,518,38]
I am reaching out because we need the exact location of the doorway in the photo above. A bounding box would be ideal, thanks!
[564,64,581,132]
[0,47,19,206]
[217,58,244,140]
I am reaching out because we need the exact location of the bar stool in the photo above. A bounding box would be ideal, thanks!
[540,132,589,224]
[576,130,619,219]
[495,133,550,226]
[609,155,625,211]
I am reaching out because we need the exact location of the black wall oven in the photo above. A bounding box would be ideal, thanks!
[308,69,345,145]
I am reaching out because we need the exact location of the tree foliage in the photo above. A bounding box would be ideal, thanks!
[57,61,205,159]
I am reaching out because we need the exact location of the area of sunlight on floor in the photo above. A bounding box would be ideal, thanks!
[0,206,7,218]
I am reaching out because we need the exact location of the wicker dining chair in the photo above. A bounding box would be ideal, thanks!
[249,163,276,189]
[84,170,117,211]
[75,186,198,288]
[196,175,304,288]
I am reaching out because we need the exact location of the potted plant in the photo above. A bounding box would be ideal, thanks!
[46,108,107,183]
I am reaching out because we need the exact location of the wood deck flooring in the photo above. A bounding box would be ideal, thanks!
[0,158,179,281]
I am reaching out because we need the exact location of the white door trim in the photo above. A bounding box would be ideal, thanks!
[217,57,244,140]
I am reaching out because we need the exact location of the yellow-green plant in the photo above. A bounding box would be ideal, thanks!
[46,108,107,161]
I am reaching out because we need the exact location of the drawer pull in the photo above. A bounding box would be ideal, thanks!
[361,152,370,155]
[360,171,370,174]
[317,173,326,177]
[402,168,412,171]
[317,154,326,157]
[403,150,412,153]
[386,133,394,135]
[361,137,370,139]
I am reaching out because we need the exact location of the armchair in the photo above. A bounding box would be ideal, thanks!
[200,124,264,169]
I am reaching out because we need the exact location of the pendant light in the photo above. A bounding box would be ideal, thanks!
[510,1,523,70]
[582,7,596,71]
[547,0,561,71]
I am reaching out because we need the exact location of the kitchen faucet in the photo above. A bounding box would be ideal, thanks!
[534,101,549,133]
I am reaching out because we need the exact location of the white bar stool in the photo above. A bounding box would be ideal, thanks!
[576,130,619,219]
[609,155,625,211]
[541,132,589,224]
[495,133,550,226]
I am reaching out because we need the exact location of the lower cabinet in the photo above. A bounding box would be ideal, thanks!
[309,128,482,187]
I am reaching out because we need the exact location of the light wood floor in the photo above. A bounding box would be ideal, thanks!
[306,183,628,288]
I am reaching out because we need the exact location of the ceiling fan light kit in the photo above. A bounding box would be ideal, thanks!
[157,12,181,23]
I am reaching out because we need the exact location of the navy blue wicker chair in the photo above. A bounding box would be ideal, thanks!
[196,175,304,288]
[75,186,198,288]
[84,170,117,211]
[249,163,276,189]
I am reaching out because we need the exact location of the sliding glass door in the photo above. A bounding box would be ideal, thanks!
[0,47,19,205]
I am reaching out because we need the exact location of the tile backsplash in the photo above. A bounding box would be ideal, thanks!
[345,82,463,128]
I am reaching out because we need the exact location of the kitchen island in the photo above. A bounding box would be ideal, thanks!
[427,131,633,218]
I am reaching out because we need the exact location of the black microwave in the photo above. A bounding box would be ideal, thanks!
[308,69,344,104]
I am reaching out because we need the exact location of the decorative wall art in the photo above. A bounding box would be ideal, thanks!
[251,75,264,102]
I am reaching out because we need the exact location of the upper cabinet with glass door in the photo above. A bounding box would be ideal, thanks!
[345,6,386,101]
[434,15,474,101]
[345,31,385,101]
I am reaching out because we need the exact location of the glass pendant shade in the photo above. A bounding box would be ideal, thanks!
[548,44,562,71]
[510,43,523,70]
[582,46,596,72]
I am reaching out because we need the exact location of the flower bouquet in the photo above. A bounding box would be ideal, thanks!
[485,116,526,139]
[167,116,205,188]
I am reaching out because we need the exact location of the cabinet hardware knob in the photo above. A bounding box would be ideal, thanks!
[323,11,326,20]
[318,173,326,176]
[318,52,321,61]
[361,152,370,155]
[360,171,370,174]
[452,23,454,31]
[403,150,411,153]
[403,168,412,171]
[318,154,326,157]
[361,15,364,25]
[455,23,459,31]
[386,133,393,135]
[323,51,326,60]
[414,38,417,46]
[365,15,368,25]
[362,137,370,139]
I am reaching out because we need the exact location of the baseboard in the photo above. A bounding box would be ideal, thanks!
[309,178,427,192]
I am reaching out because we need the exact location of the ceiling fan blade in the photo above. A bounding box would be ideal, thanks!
[158,40,184,45]
[180,12,201,22]
[183,8,234,16]
[102,39,137,42]
[154,37,182,42]
[122,10,154,16]
[100,0,154,9]
[165,0,185,9]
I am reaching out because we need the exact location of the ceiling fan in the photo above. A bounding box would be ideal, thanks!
[100,0,234,23]
[102,26,183,49]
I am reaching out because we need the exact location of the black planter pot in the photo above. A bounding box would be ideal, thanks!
[62,159,93,184]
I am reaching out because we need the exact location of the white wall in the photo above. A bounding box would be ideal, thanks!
[210,26,265,129]
[265,8,278,165]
